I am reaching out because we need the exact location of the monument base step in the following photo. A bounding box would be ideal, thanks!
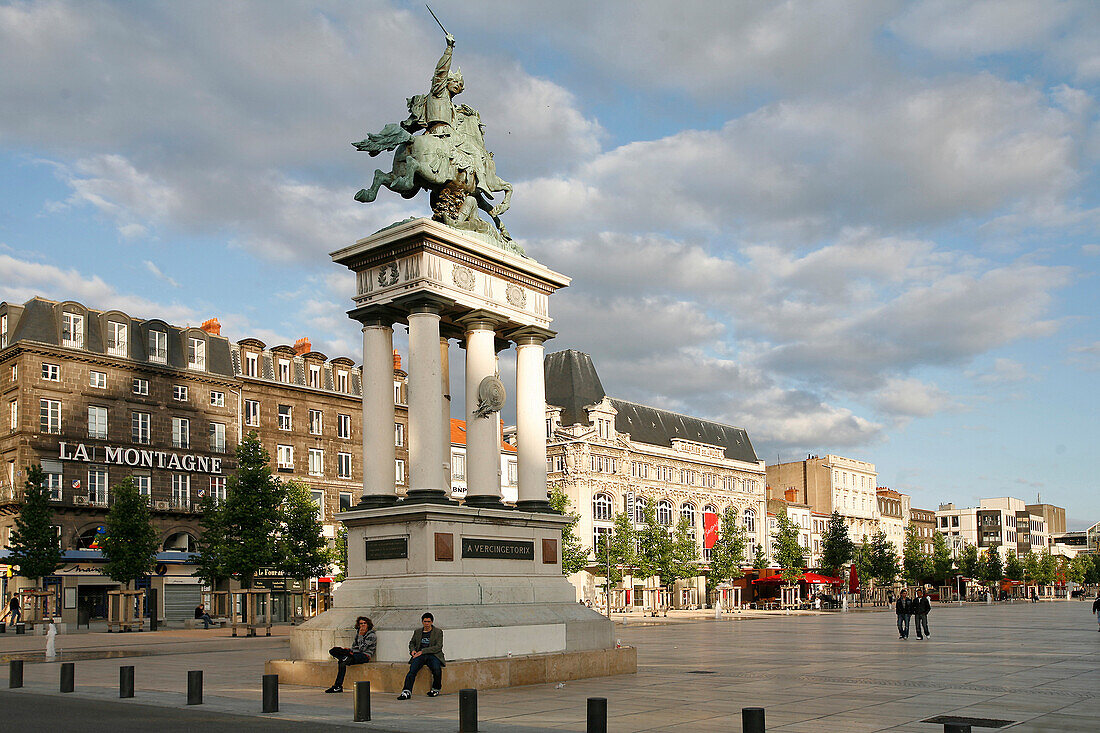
[265,646,636,694]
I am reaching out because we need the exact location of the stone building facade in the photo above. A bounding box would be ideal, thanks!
[543,350,767,608]
[766,454,880,542]
[909,507,937,555]
[876,487,910,556]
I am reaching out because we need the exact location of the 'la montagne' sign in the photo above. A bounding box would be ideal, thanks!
[58,442,225,474]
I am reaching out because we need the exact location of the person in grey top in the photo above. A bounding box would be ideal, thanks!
[326,617,377,693]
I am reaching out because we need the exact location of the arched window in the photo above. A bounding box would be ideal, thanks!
[657,499,673,526]
[680,502,696,528]
[743,507,756,533]
[163,531,197,553]
[703,504,717,516]
[592,493,613,521]
[633,496,647,525]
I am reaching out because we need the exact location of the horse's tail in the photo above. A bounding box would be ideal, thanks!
[352,123,413,156]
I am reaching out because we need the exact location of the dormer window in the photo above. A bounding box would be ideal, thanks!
[106,321,127,357]
[1,313,7,348]
[278,359,291,382]
[149,330,168,363]
[337,370,349,393]
[62,312,83,348]
[188,337,206,370]
[308,363,321,388]
[244,351,258,377]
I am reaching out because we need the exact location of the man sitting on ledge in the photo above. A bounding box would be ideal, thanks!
[325,616,376,693]
[398,612,445,699]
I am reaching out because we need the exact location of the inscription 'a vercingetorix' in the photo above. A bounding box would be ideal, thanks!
[461,538,535,560]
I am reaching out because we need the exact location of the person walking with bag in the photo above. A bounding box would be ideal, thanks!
[895,589,912,639]
[913,588,931,640]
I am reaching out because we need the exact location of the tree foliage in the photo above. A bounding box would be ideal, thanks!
[669,516,700,584]
[957,542,980,579]
[977,548,1003,586]
[853,536,873,589]
[548,484,589,575]
[277,482,333,581]
[1004,550,1024,581]
[1066,554,1091,585]
[751,543,769,570]
[100,476,159,589]
[333,524,348,583]
[930,530,954,585]
[902,523,931,584]
[771,507,805,584]
[819,511,854,575]
[7,465,63,588]
[1035,550,1058,585]
[707,506,747,584]
[868,529,899,586]
[595,511,637,584]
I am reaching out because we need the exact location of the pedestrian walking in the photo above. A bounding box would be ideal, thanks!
[913,588,931,640]
[895,589,912,639]
[1092,593,1100,632]
[4,594,21,625]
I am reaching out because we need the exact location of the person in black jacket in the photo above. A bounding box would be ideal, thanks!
[325,617,377,693]
[895,589,912,639]
[912,588,931,639]
[1092,593,1100,632]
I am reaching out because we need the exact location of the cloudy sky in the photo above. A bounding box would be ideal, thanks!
[2,0,1098,527]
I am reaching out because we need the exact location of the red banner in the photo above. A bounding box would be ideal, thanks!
[703,512,719,549]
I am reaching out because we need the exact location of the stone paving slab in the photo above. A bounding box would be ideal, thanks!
[1,600,1097,731]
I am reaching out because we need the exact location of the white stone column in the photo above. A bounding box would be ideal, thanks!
[462,317,503,506]
[440,336,452,493]
[406,305,448,502]
[359,321,397,506]
[515,333,551,512]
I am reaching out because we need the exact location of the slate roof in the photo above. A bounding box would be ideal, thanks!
[543,349,760,464]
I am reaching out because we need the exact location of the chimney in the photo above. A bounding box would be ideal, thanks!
[393,349,402,371]
[200,317,221,336]
[293,337,311,356]
[784,488,798,503]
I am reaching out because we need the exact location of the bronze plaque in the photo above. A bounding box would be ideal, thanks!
[435,532,454,561]
[542,538,558,565]
[364,537,408,561]
[461,537,534,560]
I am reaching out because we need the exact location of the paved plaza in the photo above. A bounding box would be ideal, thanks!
[1,601,1097,731]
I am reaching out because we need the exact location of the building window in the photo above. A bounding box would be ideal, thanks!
[0,313,6,348]
[278,405,291,431]
[132,377,148,395]
[8,399,16,432]
[452,453,466,479]
[42,362,60,381]
[550,455,566,473]
[339,491,354,512]
[337,452,352,479]
[149,330,168,363]
[106,321,127,357]
[308,363,321,388]
[244,351,258,377]
[173,385,188,401]
[952,516,959,527]
[188,337,206,370]
[546,418,552,438]
[507,460,517,486]
[89,468,108,504]
[171,474,190,508]
[278,359,291,382]
[90,370,107,389]
[134,473,151,497]
[10,364,17,381]
[88,406,108,440]
[743,508,756,533]
[394,422,404,446]
[657,500,673,526]
[210,476,226,503]
[210,390,225,407]
[309,409,323,435]
[337,370,348,392]
[311,489,325,524]
[132,411,150,444]
[172,417,190,449]
[634,497,647,525]
[209,422,226,453]
[338,413,351,439]
[45,471,63,501]
[308,448,324,476]
[395,459,405,484]
[593,493,613,521]
[680,503,696,529]
[277,444,294,469]
[393,380,402,403]
[62,312,84,348]
[40,398,61,434]
[593,525,612,553]
[245,399,260,427]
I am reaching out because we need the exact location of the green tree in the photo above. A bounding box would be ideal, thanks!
[8,465,63,589]
[1085,554,1100,586]
[548,484,588,575]
[902,524,931,584]
[1066,554,1091,586]
[193,494,230,588]
[1035,550,1058,585]
[751,543,769,570]
[771,507,805,585]
[957,542,980,578]
[819,511,854,575]
[977,548,1003,588]
[1004,550,1024,581]
[277,482,332,581]
[333,524,348,583]
[930,531,954,585]
[635,501,675,590]
[1022,549,1040,583]
[218,432,286,588]
[595,511,637,584]
[707,506,747,584]
[100,476,159,589]
[868,529,899,586]
[668,516,700,586]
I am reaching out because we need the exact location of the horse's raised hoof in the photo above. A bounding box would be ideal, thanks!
[354,188,375,203]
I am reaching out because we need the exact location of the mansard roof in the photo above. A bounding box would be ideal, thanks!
[543,349,760,464]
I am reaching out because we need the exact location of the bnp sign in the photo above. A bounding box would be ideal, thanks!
[58,441,225,474]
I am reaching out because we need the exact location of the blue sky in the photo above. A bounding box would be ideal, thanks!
[1,1,1097,527]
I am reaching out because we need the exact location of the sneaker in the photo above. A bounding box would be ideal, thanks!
[427,689,440,697]
[325,686,342,693]
[397,690,411,700]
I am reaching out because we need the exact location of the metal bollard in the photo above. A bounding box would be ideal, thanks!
[459,688,478,732]
[9,660,23,689]
[587,697,607,733]
[60,662,74,693]
[743,707,766,733]
[354,680,371,722]
[262,673,279,713]
[15,623,25,635]
[120,665,135,698]
[187,670,203,705]
[0,621,6,633]
[944,725,971,733]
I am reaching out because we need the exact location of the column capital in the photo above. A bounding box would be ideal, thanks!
[348,305,400,328]
[456,309,508,332]
[509,326,556,346]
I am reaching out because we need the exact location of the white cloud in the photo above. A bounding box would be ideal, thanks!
[873,377,958,419]
[966,357,1033,385]
[143,260,179,288]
